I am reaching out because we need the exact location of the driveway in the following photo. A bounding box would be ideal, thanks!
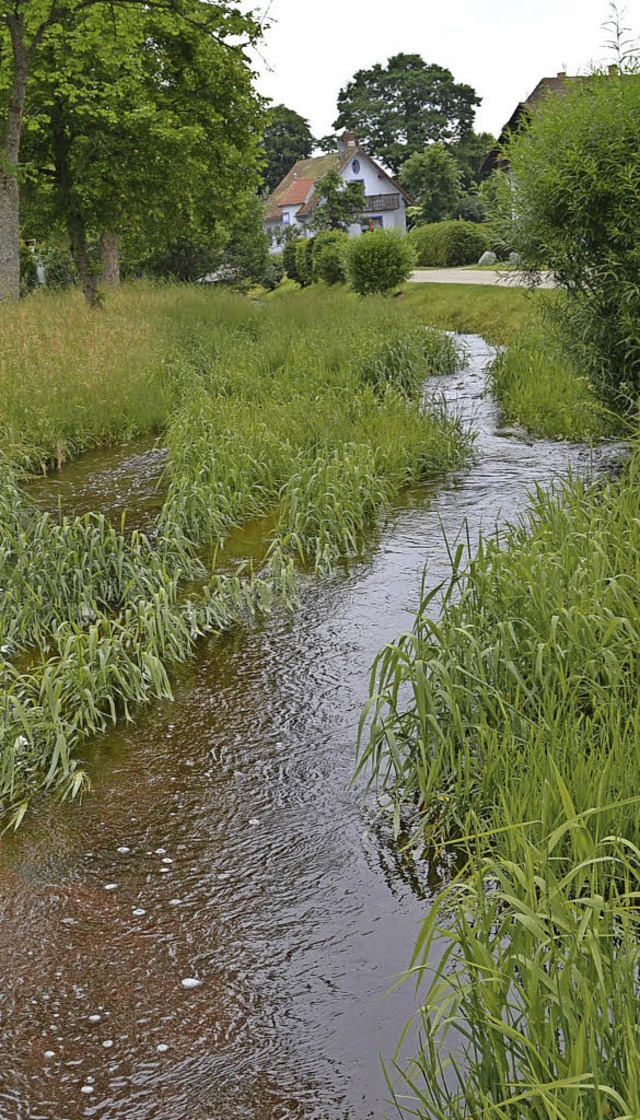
[411,268,554,288]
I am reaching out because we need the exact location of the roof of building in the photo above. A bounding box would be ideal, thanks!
[264,141,411,222]
[481,73,586,175]
[264,153,343,220]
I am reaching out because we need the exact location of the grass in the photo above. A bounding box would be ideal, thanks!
[398,284,625,441]
[0,283,470,822]
[490,327,614,441]
[360,438,640,1116]
[399,282,541,346]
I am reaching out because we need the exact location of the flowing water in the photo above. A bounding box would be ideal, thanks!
[0,338,621,1120]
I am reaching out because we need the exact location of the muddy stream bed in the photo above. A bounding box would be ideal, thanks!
[0,337,620,1120]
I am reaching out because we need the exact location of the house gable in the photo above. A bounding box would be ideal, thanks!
[481,72,586,175]
[264,135,410,244]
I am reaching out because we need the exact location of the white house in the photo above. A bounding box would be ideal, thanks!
[264,132,411,251]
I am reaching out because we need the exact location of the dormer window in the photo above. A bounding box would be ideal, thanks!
[351,159,361,175]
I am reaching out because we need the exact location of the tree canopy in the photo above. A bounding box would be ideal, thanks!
[333,53,481,174]
[261,104,314,194]
[0,0,262,300]
[310,170,365,232]
[399,144,462,225]
[18,5,263,301]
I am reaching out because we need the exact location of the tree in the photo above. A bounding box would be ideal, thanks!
[399,144,462,225]
[494,68,640,399]
[0,0,261,302]
[18,6,263,303]
[261,104,314,194]
[448,130,496,191]
[310,170,365,231]
[334,54,480,174]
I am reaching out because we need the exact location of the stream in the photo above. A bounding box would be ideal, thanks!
[0,337,620,1120]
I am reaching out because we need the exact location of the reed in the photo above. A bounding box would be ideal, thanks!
[490,326,614,441]
[0,284,468,821]
[360,427,640,1115]
[389,796,640,1118]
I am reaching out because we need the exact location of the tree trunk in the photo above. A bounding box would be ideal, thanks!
[0,17,30,302]
[50,102,99,307]
[100,230,120,286]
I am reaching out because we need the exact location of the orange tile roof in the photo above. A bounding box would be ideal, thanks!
[277,177,315,207]
[264,153,342,220]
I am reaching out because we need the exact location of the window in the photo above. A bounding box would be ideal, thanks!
[351,158,361,175]
[282,212,290,225]
[361,216,383,232]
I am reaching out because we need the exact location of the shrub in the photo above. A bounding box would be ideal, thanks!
[294,237,315,286]
[495,69,640,399]
[312,230,349,285]
[281,239,301,283]
[263,254,284,290]
[408,220,489,267]
[346,230,415,296]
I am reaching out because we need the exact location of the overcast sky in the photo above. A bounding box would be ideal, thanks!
[249,0,637,140]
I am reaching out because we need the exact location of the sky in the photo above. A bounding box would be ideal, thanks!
[248,0,638,140]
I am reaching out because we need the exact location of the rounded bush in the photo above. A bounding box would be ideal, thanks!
[312,230,349,285]
[409,220,489,267]
[346,229,415,296]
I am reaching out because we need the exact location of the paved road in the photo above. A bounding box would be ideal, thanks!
[411,268,554,288]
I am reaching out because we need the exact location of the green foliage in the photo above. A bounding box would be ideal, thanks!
[491,325,613,440]
[359,327,459,396]
[346,230,415,296]
[312,230,349,285]
[282,238,302,283]
[294,238,315,286]
[408,219,489,266]
[15,2,264,299]
[360,446,640,849]
[310,169,365,232]
[263,254,284,290]
[261,104,314,194]
[0,285,469,818]
[334,53,481,174]
[448,129,496,190]
[400,279,540,345]
[455,190,487,223]
[400,144,462,224]
[494,69,640,399]
[395,813,640,1117]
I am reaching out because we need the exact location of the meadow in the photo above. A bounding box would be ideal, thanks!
[0,284,470,823]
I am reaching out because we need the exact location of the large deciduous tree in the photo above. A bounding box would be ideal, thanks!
[333,53,481,174]
[261,104,314,194]
[20,6,263,303]
[0,0,261,302]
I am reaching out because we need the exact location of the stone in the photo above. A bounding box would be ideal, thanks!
[478,251,497,267]
[509,251,521,264]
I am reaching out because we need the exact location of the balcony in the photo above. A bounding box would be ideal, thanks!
[361,193,400,213]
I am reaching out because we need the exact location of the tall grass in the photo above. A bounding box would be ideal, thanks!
[360,436,640,1115]
[0,284,469,822]
[490,326,614,441]
[389,801,640,1118]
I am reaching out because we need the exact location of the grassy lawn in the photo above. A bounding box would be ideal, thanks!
[400,281,541,344]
